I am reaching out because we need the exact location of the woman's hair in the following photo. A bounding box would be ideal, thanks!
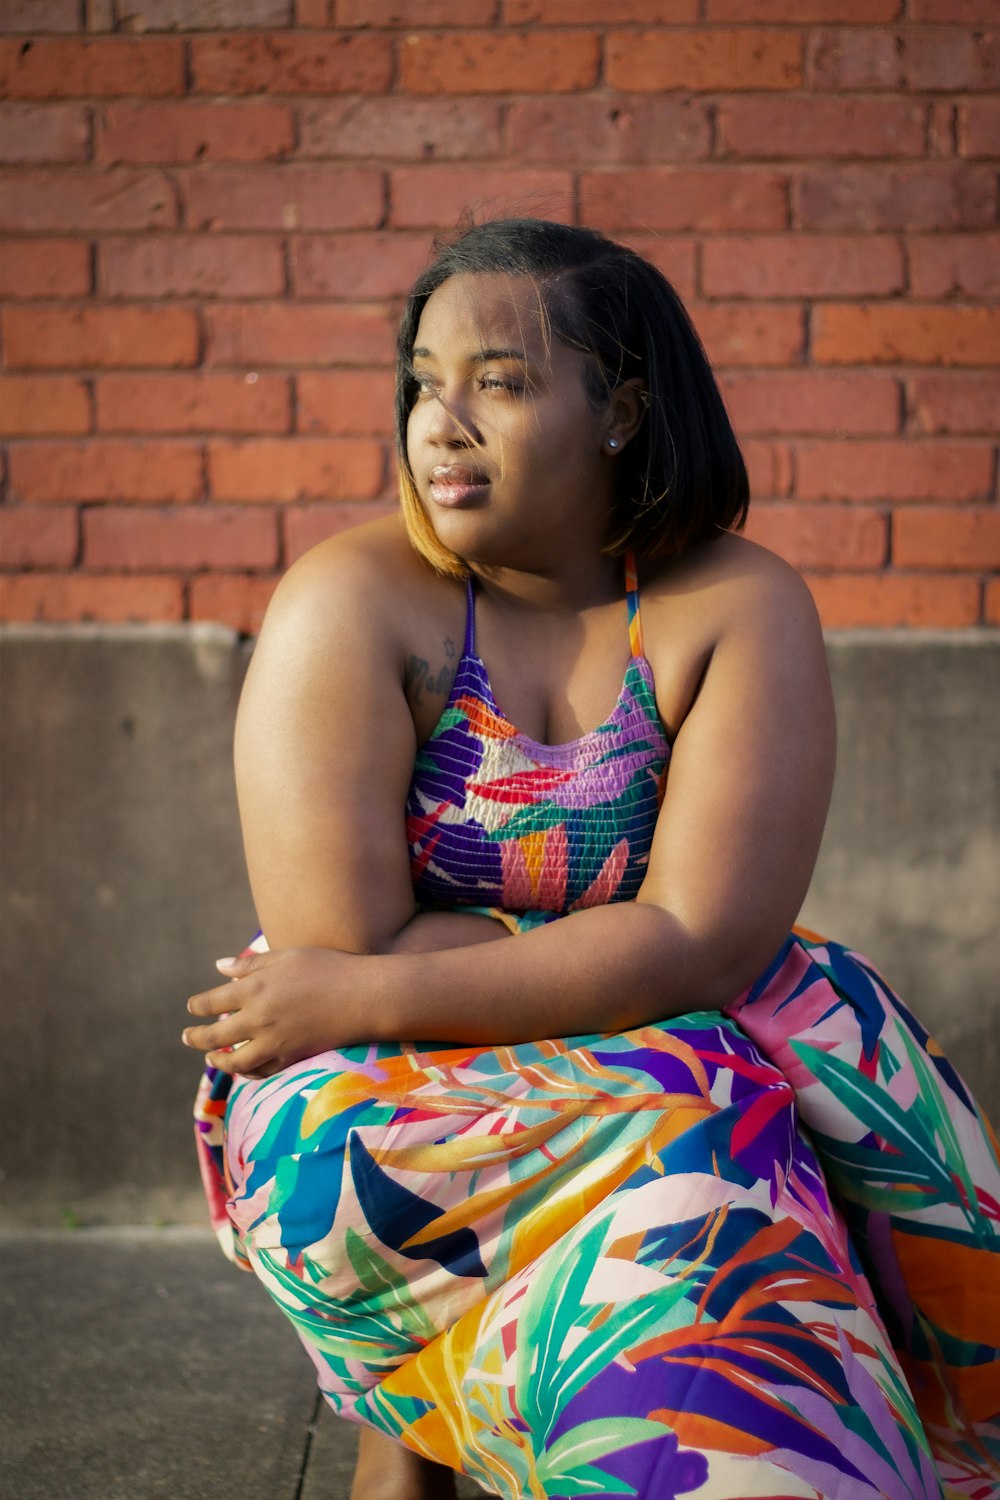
[396,217,749,576]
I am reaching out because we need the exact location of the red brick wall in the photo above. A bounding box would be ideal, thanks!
[0,0,997,631]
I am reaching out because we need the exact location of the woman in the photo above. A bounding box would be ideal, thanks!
[187,219,999,1500]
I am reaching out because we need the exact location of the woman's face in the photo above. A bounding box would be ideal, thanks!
[405,272,616,573]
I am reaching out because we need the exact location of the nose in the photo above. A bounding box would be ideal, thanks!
[423,388,481,449]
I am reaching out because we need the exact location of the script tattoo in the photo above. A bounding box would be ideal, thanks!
[405,645,456,706]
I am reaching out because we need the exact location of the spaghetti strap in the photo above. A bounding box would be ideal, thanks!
[625,550,643,658]
[463,572,477,658]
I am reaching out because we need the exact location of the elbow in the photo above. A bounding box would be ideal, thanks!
[632,899,789,1015]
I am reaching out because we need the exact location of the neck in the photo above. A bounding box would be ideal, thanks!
[469,553,623,617]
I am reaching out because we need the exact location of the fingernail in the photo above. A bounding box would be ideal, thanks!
[181,1030,191,1047]
[215,956,237,970]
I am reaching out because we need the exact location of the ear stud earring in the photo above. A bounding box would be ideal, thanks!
[608,438,619,450]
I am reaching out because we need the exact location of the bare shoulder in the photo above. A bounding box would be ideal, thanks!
[264,514,427,627]
[642,532,824,657]
[637,533,827,734]
[647,532,818,624]
[257,513,454,665]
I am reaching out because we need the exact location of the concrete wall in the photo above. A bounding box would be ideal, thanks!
[1,627,997,1227]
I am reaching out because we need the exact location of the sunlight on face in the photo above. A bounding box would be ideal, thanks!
[405,273,613,570]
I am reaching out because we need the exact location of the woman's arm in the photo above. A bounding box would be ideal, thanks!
[186,547,835,1072]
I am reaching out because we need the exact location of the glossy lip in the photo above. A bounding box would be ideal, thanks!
[427,463,491,509]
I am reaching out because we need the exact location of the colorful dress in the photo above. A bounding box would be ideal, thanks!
[195,558,1000,1499]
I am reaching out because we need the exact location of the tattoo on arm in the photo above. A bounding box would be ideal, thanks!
[405,645,457,706]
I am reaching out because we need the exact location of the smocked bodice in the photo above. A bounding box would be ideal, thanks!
[405,559,671,916]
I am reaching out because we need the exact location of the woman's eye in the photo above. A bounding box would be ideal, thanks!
[481,375,520,393]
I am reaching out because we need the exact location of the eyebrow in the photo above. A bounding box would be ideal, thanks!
[411,346,528,363]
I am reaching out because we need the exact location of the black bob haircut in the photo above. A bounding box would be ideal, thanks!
[395,217,749,577]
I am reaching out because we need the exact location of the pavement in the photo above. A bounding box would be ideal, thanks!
[0,1227,487,1500]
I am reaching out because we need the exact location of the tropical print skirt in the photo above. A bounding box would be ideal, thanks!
[195,930,1000,1499]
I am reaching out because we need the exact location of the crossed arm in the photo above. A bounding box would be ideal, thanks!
[183,538,835,1077]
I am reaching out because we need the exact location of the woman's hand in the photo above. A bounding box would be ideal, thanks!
[183,947,364,1079]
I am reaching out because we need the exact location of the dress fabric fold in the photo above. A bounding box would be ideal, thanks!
[195,930,1000,1499]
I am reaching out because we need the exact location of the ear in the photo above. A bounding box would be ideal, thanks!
[604,377,647,454]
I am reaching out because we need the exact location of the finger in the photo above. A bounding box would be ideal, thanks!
[182,1016,248,1054]
[187,983,243,1018]
[216,949,274,977]
[206,1041,273,1078]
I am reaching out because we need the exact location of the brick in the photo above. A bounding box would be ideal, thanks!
[0,573,184,623]
[0,168,176,233]
[190,33,392,95]
[509,0,696,16]
[291,233,432,299]
[391,167,574,230]
[205,303,396,367]
[0,508,78,569]
[401,31,599,94]
[907,235,1000,299]
[742,439,794,498]
[209,438,384,502]
[298,98,501,161]
[0,240,91,299]
[807,29,903,89]
[284,500,396,560]
[0,0,81,29]
[910,0,1000,17]
[621,235,697,301]
[0,38,185,98]
[184,167,383,233]
[95,103,294,165]
[744,503,887,570]
[189,572,279,633]
[9,441,203,503]
[0,377,91,436]
[985,578,1000,624]
[702,235,903,299]
[719,372,900,436]
[508,97,711,165]
[112,0,291,28]
[805,573,981,629]
[295,0,330,19]
[691,303,805,368]
[296,370,395,435]
[894,507,1000,569]
[0,106,89,164]
[904,28,1000,90]
[607,29,802,92]
[927,102,956,158]
[1,0,79,29]
[337,0,498,21]
[908,373,1000,434]
[3,306,199,370]
[959,98,1000,156]
[796,166,997,232]
[813,305,1000,367]
[708,0,900,15]
[96,374,291,435]
[717,98,925,160]
[796,440,994,502]
[86,0,114,28]
[85,505,278,571]
[99,236,285,298]
[581,169,788,232]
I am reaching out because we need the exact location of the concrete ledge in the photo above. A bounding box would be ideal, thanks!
[800,631,1000,1107]
[2,626,997,1226]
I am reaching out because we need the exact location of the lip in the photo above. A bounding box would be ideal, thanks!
[427,464,491,509]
